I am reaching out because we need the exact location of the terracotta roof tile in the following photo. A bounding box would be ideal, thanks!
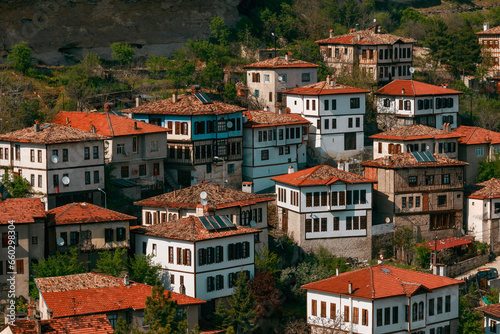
[0,198,46,225]
[451,126,500,145]
[271,165,374,186]
[467,178,500,199]
[316,26,416,46]
[52,111,168,137]
[46,202,136,226]
[132,215,260,242]
[370,124,464,141]
[361,153,468,169]
[243,110,310,128]
[0,123,108,144]
[35,273,205,318]
[122,94,245,116]
[376,80,462,96]
[477,303,500,318]
[282,81,369,96]
[477,26,500,35]
[244,56,319,69]
[302,264,463,300]
[134,183,274,209]
[6,315,114,334]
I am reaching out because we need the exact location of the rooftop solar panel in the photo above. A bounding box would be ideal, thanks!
[199,216,215,231]
[412,151,436,162]
[194,92,212,104]
[422,151,436,162]
[411,151,422,162]
[199,215,235,231]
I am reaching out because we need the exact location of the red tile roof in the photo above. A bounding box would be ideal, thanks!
[316,26,416,46]
[35,273,205,318]
[370,124,464,141]
[361,153,468,169]
[477,26,500,35]
[282,81,369,96]
[244,56,319,69]
[0,123,108,144]
[376,80,463,96]
[477,303,500,318]
[271,165,375,186]
[302,264,463,300]
[52,111,168,137]
[417,236,473,251]
[4,315,114,334]
[132,215,260,242]
[467,178,500,199]
[243,110,310,128]
[135,183,274,209]
[122,94,245,116]
[46,202,136,226]
[0,198,46,225]
[451,126,500,145]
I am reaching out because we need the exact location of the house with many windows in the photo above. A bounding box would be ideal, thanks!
[375,80,462,130]
[451,126,500,186]
[466,178,500,254]
[122,89,245,190]
[35,272,205,331]
[362,152,467,242]
[244,53,319,113]
[371,124,463,160]
[132,215,258,312]
[302,264,462,334]
[271,165,375,260]
[0,123,107,209]
[0,315,114,334]
[52,110,168,197]
[0,198,46,302]
[134,182,274,250]
[242,110,310,193]
[283,78,370,165]
[316,26,416,83]
[477,23,500,82]
[477,303,500,334]
[46,202,136,256]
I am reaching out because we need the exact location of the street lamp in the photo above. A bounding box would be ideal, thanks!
[97,187,107,209]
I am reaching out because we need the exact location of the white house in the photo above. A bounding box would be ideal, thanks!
[52,110,168,197]
[302,264,463,334]
[132,215,258,310]
[467,178,500,254]
[477,303,500,334]
[283,78,370,165]
[371,124,463,160]
[271,164,375,260]
[375,80,462,130]
[0,123,107,209]
[242,110,310,193]
[134,182,274,250]
[244,53,319,113]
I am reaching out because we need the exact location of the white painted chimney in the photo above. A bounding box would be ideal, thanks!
[326,75,331,85]
[135,96,141,107]
[288,165,294,174]
[285,52,292,61]
[484,22,490,31]
[172,93,178,103]
[348,282,353,294]
[124,275,130,286]
[336,267,339,276]
[329,29,334,38]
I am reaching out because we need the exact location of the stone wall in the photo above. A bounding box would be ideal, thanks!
[447,253,489,278]
[0,0,240,65]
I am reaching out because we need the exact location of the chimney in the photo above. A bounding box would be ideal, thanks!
[232,213,238,225]
[329,29,334,38]
[173,190,176,198]
[133,121,138,130]
[34,120,40,133]
[135,96,141,107]
[326,75,331,85]
[90,125,96,133]
[336,267,339,276]
[331,77,336,87]
[196,204,205,216]
[358,34,362,41]
[484,22,490,31]
[288,165,295,174]
[241,182,253,193]
[377,25,382,34]
[104,103,111,112]
[66,117,69,125]
[191,85,200,94]
[401,88,405,95]
[172,93,178,103]
[348,282,353,294]
[124,274,130,286]
[285,52,292,61]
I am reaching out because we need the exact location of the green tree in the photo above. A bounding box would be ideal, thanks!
[210,16,231,46]
[476,158,500,182]
[248,271,281,319]
[111,42,135,65]
[1,169,32,198]
[413,244,432,269]
[144,283,189,334]
[7,42,32,73]
[458,286,483,334]
[255,247,281,276]
[223,83,237,104]
[96,248,127,277]
[214,272,257,333]
[393,226,414,263]
[128,254,162,286]
[200,61,224,90]
[146,55,169,77]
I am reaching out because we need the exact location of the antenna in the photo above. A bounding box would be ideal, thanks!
[56,237,65,246]
[62,176,70,186]
[51,155,59,164]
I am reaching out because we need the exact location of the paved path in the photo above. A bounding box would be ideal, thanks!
[454,256,500,280]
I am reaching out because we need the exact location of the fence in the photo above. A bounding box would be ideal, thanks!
[447,253,489,278]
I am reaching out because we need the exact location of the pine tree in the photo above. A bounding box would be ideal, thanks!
[144,283,189,334]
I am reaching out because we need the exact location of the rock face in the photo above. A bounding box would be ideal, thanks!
[0,0,240,65]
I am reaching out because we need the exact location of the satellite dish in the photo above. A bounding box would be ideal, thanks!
[201,198,208,206]
[426,146,430,150]
[51,155,59,163]
[200,191,207,200]
[227,121,234,129]
[62,176,70,185]
[373,18,377,23]
[409,67,415,74]
[250,220,257,228]
[278,76,283,82]
[56,237,65,246]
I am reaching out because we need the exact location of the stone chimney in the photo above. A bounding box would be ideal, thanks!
[288,165,294,174]
[285,52,292,61]
[329,29,334,38]
[124,274,130,286]
[34,120,40,133]
[484,22,490,31]
[104,103,111,112]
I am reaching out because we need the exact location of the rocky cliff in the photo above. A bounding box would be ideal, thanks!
[0,0,241,65]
